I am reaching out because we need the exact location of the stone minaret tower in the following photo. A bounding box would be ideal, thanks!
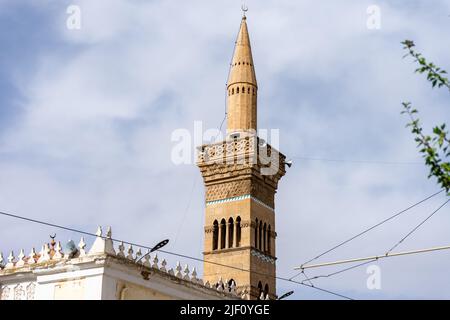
[197,15,286,300]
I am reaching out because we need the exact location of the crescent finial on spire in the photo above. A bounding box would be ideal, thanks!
[241,3,248,18]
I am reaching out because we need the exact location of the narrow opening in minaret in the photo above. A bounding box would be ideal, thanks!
[254,218,259,248]
[236,216,241,247]
[259,221,263,251]
[263,223,267,252]
[257,282,263,299]
[212,220,219,250]
[228,217,234,248]
[220,219,226,249]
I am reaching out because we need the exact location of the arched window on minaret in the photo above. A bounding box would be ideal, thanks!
[257,282,263,300]
[228,217,234,248]
[254,218,259,248]
[247,87,250,94]
[237,87,239,94]
[242,86,245,93]
[267,225,271,255]
[212,220,219,250]
[236,216,241,247]
[264,284,269,297]
[220,219,226,249]
[263,223,267,252]
[259,221,263,251]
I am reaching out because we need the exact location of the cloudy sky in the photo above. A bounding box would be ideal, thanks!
[0,0,449,299]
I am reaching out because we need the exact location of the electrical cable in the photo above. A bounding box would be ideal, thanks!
[0,209,352,300]
[298,190,444,269]
[292,156,422,166]
[385,199,449,255]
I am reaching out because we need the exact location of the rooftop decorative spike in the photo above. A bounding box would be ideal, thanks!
[89,227,116,256]
[183,264,190,280]
[106,226,112,238]
[78,237,87,257]
[160,258,167,272]
[175,262,182,278]
[117,241,125,257]
[191,267,198,283]
[152,254,159,269]
[28,248,36,265]
[38,244,51,263]
[16,249,25,267]
[126,245,134,260]
[135,249,142,262]
[53,242,63,259]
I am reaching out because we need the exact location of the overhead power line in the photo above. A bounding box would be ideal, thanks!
[385,199,449,255]
[292,156,422,166]
[292,199,449,281]
[300,259,377,284]
[0,209,351,300]
[299,190,444,268]
[295,244,450,270]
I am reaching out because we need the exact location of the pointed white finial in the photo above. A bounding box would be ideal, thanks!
[5,251,15,268]
[175,261,182,278]
[96,226,102,237]
[217,277,224,291]
[230,281,237,295]
[78,237,87,256]
[259,292,265,300]
[16,249,26,267]
[117,241,125,257]
[152,254,159,269]
[191,267,198,282]
[225,278,230,290]
[53,241,63,259]
[28,248,36,265]
[126,245,134,260]
[183,264,190,280]
[38,244,51,263]
[8,251,14,263]
[160,258,167,272]
[143,250,151,267]
[0,252,4,268]
[135,248,142,262]
[106,226,112,238]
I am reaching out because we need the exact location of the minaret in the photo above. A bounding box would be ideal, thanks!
[197,14,286,300]
[226,15,258,135]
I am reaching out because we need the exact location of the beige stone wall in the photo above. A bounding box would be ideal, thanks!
[117,282,173,300]
[227,83,257,132]
[203,198,277,298]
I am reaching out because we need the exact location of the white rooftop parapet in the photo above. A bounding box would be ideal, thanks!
[0,226,241,300]
[88,226,116,255]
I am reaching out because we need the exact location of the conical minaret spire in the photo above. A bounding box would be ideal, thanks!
[226,15,258,135]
